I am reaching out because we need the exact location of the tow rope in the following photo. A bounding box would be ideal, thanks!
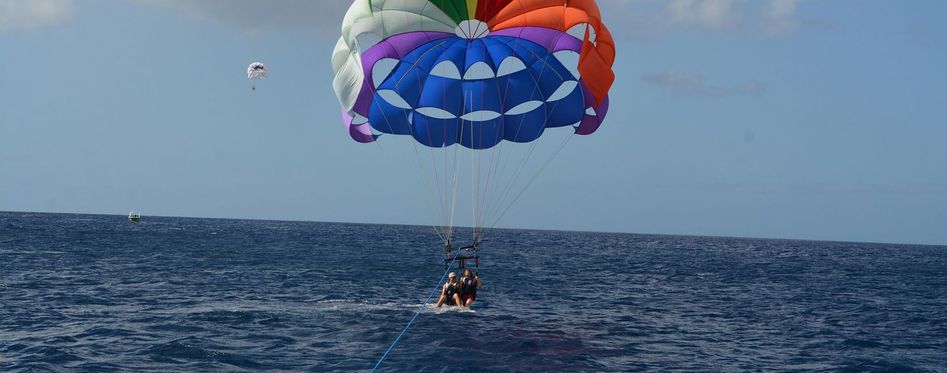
[370,254,461,372]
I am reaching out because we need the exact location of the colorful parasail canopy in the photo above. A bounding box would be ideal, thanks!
[331,0,616,149]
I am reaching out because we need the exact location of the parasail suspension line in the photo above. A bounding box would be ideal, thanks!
[370,254,461,373]
[445,94,465,242]
[374,95,449,244]
[479,132,574,243]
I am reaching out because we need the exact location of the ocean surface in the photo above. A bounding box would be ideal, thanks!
[1,211,946,372]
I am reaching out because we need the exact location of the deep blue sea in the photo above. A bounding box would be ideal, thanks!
[1,211,946,372]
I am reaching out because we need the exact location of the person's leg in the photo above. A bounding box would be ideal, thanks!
[464,297,475,308]
[436,294,446,307]
[452,294,462,307]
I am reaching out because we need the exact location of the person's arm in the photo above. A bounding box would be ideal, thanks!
[440,283,447,296]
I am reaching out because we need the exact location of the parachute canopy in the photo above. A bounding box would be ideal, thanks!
[331,0,615,149]
[247,62,268,80]
[330,0,617,246]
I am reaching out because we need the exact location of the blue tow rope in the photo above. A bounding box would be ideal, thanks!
[370,254,460,372]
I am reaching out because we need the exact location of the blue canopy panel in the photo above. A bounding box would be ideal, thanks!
[368,35,587,149]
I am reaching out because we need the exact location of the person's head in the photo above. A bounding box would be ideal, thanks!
[448,272,457,282]
[464,269,472,277]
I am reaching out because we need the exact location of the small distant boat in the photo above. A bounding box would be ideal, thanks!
[128,211,141,222]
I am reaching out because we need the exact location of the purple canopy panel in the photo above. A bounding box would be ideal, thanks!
[491,27,583,54]
[341,107,377,143]
[575,94,608,135]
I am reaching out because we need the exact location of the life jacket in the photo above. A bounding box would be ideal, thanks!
[445,281,459,297]
[461,277,477,297]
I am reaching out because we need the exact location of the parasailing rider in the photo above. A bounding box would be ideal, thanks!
[436,272,462,307]
[460,269,481,308]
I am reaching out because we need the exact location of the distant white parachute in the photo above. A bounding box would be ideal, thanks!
[247,62,268,79]
[247,62,268,91]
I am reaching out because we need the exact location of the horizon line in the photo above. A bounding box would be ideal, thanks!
[2,209,944,248]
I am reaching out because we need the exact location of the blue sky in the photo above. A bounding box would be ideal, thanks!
[2,0,946,245]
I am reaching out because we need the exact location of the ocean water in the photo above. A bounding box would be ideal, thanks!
[1,212,946,372]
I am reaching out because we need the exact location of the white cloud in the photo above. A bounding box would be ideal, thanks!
[642,69,765,97]
[600,0,808,40]
[124,0,807,41]
[0,0,73,32]
[765,0,799,35]
[135,0,350,36]
[666,0,739,30]
[0,0,807,38]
